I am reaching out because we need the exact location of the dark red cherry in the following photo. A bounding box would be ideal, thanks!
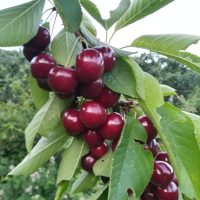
[48,66,78,97]
[151,161,174,187]
[23,46,40,62]
[141,192,155,200]
[62,109,84,136]
[76,49,104,83]
[155,181,178,200]
[172,176,178,186]
[84,130,104,147]
[24,26,50,52]
[90,142,108,159]
[31,53,56,79]
[144,139,159,157]
[156,152,170,163]
[36,78,51,91]
[138,115,157,143]
[81,153,96,172]
[99,112,124,140]
[79,101,107,129]
[94,46,116,72]
[112,138,120,151]
[95,86,120,108]
[80,78,103,99]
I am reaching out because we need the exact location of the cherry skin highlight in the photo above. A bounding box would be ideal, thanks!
[95,86,120,108]
[151,161,174,187]
[144,139,159,157]
[84,130,104,147]
[81,153,96,172]
[79,101,107,129]
[48,66,78,97]
[62,109,84,136]
[99,112,124,140]
[31,53,56,79]
[76,49,104,83]
[94,46,116,72]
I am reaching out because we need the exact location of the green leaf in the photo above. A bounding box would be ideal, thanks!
[53,0,82,32]
[82,14,97,36]
[115,0,174,31]
[0,0,45,46]
[28,75,49,109]
[88,184,109,200]
[80,24,133,57]
[80,0,130,30]
[160,84,176,97]
[9,126,68,176]
[108,114,154,200]
[157,103,200,199]
[132,34,200,74]
[70,171,98,194]
[93,150,113,177]
[56,138,88,184]
[25,94,72,152]
[103,57,145,99]
[51,29,82,66]
[183,111,200,147]
[54,181,68,200]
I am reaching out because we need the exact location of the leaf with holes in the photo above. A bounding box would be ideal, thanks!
[132,34,200,74]
[115,0,174,31]
[108,114,154,200]
[0,0,45,46]
[53,0,82,32]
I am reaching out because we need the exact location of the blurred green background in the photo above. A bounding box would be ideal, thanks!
[0,49,200,199]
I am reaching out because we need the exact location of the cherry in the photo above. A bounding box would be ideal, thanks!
[81,153,96,172]
[141,192,155,200]
[172,176,178,186]
[112,138,120,151]
[62,109,84,136]
[94,46,116,72]
[138,115,157,143]
[23,46,40,62]
[31,53,56,79]
[76,49,104,83]
[80,78,103,99]
[84,130,104,147]
[36,78,51,91]
[155,181,178,200]
[156,152,170,163]
[48,66,78,97]
[90,142,108,159]
[95,86,120,108]
[24,26,50,52]
[151,161,174,187]
[99,112,124,140]
[144,139,159,157]
[79,101,107,129]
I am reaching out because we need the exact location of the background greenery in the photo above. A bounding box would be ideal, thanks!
[0,49,200,199]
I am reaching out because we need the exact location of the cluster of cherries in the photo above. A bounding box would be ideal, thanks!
[139,116,179,200]
[23,26,178,200]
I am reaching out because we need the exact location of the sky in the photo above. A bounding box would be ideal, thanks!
[1,0,200,54]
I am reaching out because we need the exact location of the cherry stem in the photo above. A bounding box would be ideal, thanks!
[48,0,54,6]
[51,12,58,36]
[45,9,54,23]
[106,30,108,44]
[42,7,54,16]
[108,31,116,44]
[65,37,80,67]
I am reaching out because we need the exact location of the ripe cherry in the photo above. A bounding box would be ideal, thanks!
[79,101,107,129]
[48,66,78,97]
[144,139,159,157]
[31,53,56,79]
[84,130,104,147]
[23,46,40,62]
[156,152,170,163]
[99,112,124,140]
[112,138,120,151]
[24,26,50,52]
[141,192,155,200]
[81,153,96,172]
[95,86,120,108]
[62,109,84,136]
[155,181,178,200]
[138,115,157,143]
[36,78,51,91]
[94,46,116,72]
[90,142,108,159]
[76,49,104,83]
[80,78,103,99]
[151,161,174,187]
